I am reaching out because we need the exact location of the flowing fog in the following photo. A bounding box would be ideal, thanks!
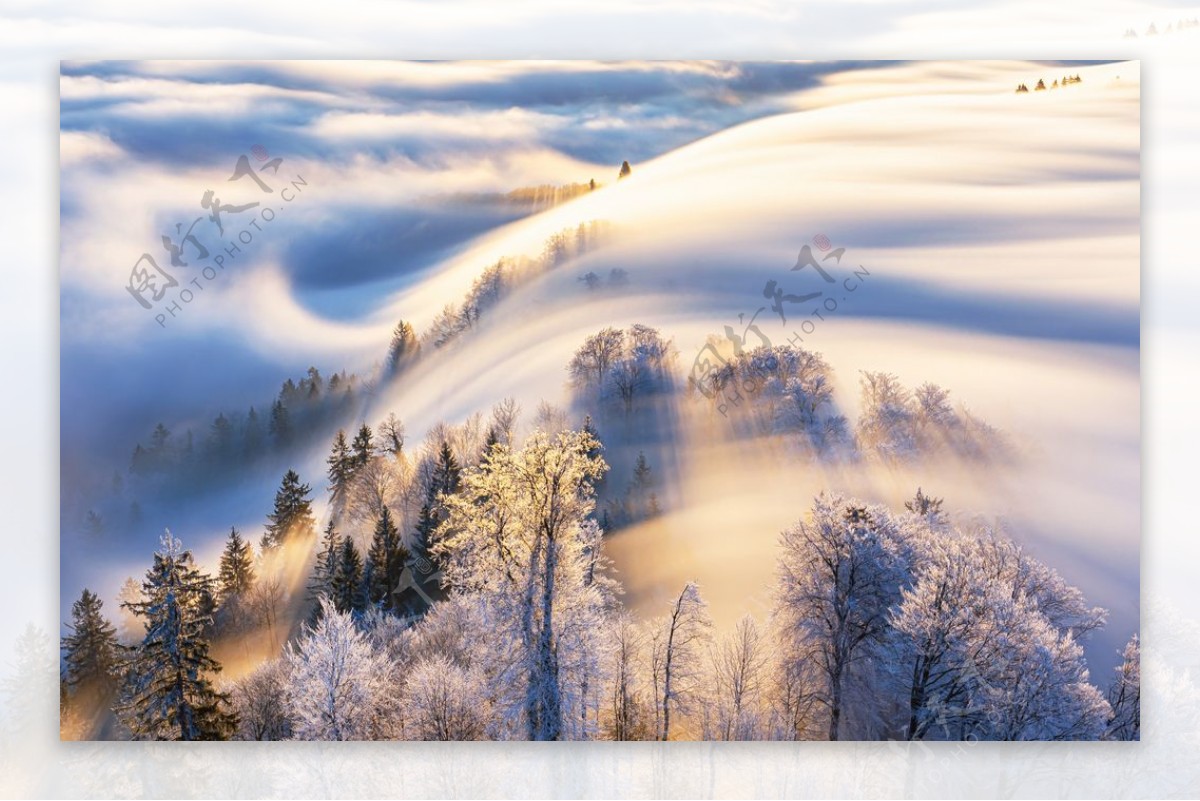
[60,59,1138,677]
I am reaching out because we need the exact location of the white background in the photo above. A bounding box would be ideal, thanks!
[2,1,1196,797]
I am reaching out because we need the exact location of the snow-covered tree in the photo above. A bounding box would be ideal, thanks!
[345,453,413,532]
[891,526,1110,741]
[605,612,651,740]
[647,582,712,740]
[434,428,610,740]
[228,658,292,741]
[307,520,341,615]
[855,372,917,460]
[1106,634,1140,741]
[773,495,907,740]
[326,429,354,514]
[402,654,491,740]
[117,531,235,740]
[285,599,397,740]
[703,614,768,740]
[569,327,625,390]
[115,576,145,645]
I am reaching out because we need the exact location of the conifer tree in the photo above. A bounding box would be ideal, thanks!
[366,507,407,612]
[431,441,462,499]
[326,430,354,509]
[307,520,341,617]
[217,527,255,600]
[330,537,365,615]
[62,588,120,701]
[216,527,256,631]
[117,531,235,740]
[387,320,419,374]
[351,424,374,470]
[269,399,291,448]
[262,469,316,549]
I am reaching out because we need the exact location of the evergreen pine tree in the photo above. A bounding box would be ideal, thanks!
[62,588,120,700]
[217,528,256,602]
[387,320,419,374]
[262,469,316,549]
[330,537,365,615]
[117,531,235,740]
[366,508,408,612]
[432,441,462,498]
[269,399,291,448]
[326,429,354,508]
[413,501,436,562]
[307,520,341,615]
[351,424,374,469]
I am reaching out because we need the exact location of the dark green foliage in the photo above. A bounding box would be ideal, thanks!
[331,537,365,615]
[366,507,408,611]
[217,528,255,601]
[62,588,120,698]
[117,533,235,740]
[269,399,291,447]
[326,429,354,504]
[351,424,374,469]
[262,469,316,549]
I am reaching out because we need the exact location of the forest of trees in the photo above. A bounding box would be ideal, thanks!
[61,408,1140,740]
[59,228,1137,741]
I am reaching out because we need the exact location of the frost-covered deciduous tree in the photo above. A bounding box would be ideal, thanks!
[606,612,651,740]
[403,654,490,740]
[963,594,1110,741]
[703,614,768,740]
[648,582,712,740]
[891,532,992,740]
[891,526,1110,741]
[117,531,235,741]
[1106,634,1140,741]
[228,658,291,741]
[569,324,674,415]
[568,327,624,390]
[773,495,907,740]
[855,372,917,460]
[285,599,397,740]
[435,428,610,740]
